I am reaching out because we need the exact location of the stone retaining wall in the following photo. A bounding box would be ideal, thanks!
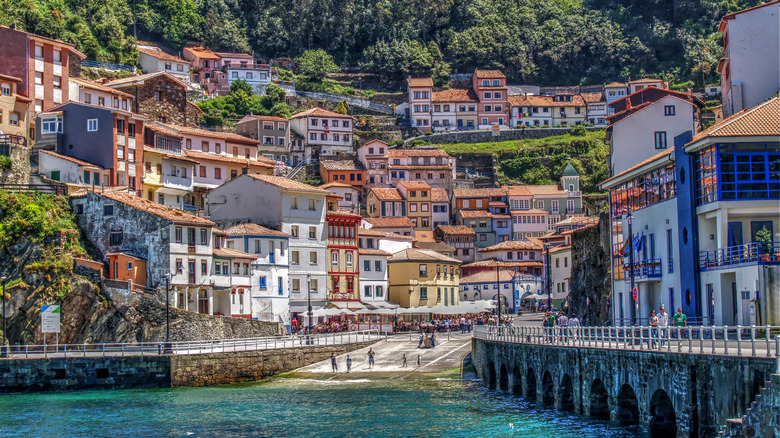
[720,374,780,437]
[0,341,377,393]
[170,340,375,387]
[404,127,601,146]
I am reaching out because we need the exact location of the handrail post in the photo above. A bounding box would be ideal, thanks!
[688,327,692,353]
[737,325,742,356]
[724,325,729,355]
[639,326,644,350]
[775,336,779,374]
[751,326,756,357]
[699,327,704,354]
[677,327,682,352]
[766,325,772,358]
[711,325,716,354]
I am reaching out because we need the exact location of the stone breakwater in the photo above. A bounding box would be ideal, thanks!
[0,341,376,393]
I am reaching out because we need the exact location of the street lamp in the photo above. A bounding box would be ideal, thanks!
[544,242,552,311]
[164,270,173,354]
[495,265,502,325]
[626,209,637,326]
[306,274,313,334]
[1,276,7,358]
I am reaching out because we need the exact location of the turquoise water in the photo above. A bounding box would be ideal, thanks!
[0,378,647,437]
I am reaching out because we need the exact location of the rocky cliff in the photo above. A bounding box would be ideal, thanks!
[567,211,612,325]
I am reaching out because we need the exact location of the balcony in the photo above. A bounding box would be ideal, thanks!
[565,208,583,215]
[700,242,780,271]
[567,191,581,197]
[0,134,27,147]
[624,259,662,281]
[163,173,194,191]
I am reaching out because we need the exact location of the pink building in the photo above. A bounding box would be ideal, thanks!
[472,70,509,128]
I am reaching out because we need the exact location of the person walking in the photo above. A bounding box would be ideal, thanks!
[658,305,669,346]
[401,353,407,367]
[331,353,338,372]
[346,355,352,373]
[367,348,376,369]
[466,317,472,333]
[557,312,569,343]
[417,354,421,366]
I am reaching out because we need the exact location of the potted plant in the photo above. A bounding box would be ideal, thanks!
[755,226,773,262]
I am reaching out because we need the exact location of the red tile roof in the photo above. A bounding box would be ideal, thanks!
[244,114,289,122]
[407,77,434,87]
[461,259,543,269]
[720,0,779,30]
[458,209,492,218]
[289,107,353,119]
[369,188,402,201]
[320,182,356,190]
[216,52,253,59]
[432,88,477,103]
[480,239,543,251]
[160,123,260,145]
[388,248,461,264]
[430,188,449,203]
[609,87,704,114]
[358,248,392,256]
[213,247,257,259]
[320,160,361,171]
[397,181,431,190]
[105,71,190,89]
[223,223,290,237]
[600,149,671,187]
[70,78,134,98]
[474,70,505,79]
[136,46,187,63]
[184,46,220,59]
[39,150,103,169]
[580,92,604,103]
[386,148,451,158]
[246,173,332,194]
[0,73,21,83]
[461,270,518,284]
[358,227,416,241]
[96,190,214,226]
[604,82,627,88]
[689,97,780,144]
[363,217,415,229]
[436,225,476,236]
[505,186,532,196]
[183,150,275,167]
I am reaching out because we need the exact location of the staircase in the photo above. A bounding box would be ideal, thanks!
[28,150,45,185]
[720,374,780,437]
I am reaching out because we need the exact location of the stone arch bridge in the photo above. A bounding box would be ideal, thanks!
[472,329,775,437]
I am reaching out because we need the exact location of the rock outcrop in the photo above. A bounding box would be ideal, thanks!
[567,211,612,325]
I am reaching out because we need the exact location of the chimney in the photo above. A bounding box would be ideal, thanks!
[242,160,250,175]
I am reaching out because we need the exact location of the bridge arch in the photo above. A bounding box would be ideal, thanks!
[487,361,496,390]
[499,364,508,391]
[617,384,640,426]
[541,370,555,406]
[560,374,575,412]
[525,368,537,401]
[590,379,610,420]
[511,365,522,395]
[649,389,676,437]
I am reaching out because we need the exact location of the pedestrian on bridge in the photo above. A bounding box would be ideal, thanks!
[402,353,407,367]
[331,353,338,372]
[649,310,659,349]
[346,355,352,373]
[417,354,421,366]
[658,306,669,346]
[367,348,376,369]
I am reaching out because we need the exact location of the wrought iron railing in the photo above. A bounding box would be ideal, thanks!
[0,134,27,147]
[624,258,662,279]
[700,242,780,271]
[473,325,780,360]
[81,60,136,72]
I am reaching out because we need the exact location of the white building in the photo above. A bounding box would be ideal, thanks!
[718,1,780,117]
[289,107,354,163]
[607,90,702,176]
[431,188,450,228]
[68,78,133,111]
[38,149,108,186]
[405,77,434,131]
[226,65,272,94]
[136,46,191,82]
[205,173,332,313]
[603,82,628,113]
[223,223,291,328]
[357,231,391,307]
[320,182,360,212]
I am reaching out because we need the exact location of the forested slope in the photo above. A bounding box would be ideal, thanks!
[0,0,763,86]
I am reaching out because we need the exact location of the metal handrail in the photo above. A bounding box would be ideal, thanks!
[0,330,381,360]
[473,325,780,359]
[700,242,780,270]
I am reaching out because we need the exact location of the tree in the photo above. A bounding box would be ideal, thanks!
[264,82,287,104]
[230,78,253,96]
[296,49,339,82]
[334,100,349,114]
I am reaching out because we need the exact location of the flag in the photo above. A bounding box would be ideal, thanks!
[633,232,644,252]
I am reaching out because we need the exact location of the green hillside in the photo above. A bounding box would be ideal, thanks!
[0,0,763,86]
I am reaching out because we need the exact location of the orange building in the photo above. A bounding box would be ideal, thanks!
[326,205,363,304]
[106,252,148,286]
[319,160,366,189]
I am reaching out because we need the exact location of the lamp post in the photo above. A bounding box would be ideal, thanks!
[306,274,313,334]
[544,242,552,311]
[496,265,501,325]
[627,209,637,326]
[1,276,7,358]
[164,270,173,354]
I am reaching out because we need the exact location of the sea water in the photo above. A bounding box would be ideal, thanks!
[0,378,648,437]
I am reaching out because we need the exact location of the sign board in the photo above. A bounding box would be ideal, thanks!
[632,287,638,301]
[491,125,500,137]
[41,305,61,333]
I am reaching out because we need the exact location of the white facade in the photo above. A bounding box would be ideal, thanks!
[38,150,108,186]
[603,84,628,113]
[138,49,191,82]
[587,101,608,125]
[225,231,291,326]
[610,95,698,175]
[168,224,216,314]
[719,2,780,117]
[68,79,133,111]
[359,237,390,306]
[226,66,272,94]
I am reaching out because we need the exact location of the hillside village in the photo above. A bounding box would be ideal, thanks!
[0,1,777,332]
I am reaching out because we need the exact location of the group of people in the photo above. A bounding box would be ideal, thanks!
[330,347,377,373]
[648,306,688,348]
[293,320,351,335]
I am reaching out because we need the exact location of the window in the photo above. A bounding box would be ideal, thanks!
[103,205,114,216]
[259,276,267,289]
[492,80,500,86]
[364,285,372,297]
[9,112,18,126]
[41,117,61,134]
[484,105,492,112]
[420,287,428,300]
[419,264,428,277]
[291,197,299,210]
[375,285,383,297]
[309,226,317,239]
[654,131,667,149]
[332,251,339,266]
[310,251,318,264]
[201,260,208,275]
[494,92,502,99]
[291,250,300,264]
[214,168,221,179]
[290,225,299,237]
[310,278,319,291]
[483,92,492,99]
[374,260,381,271]
[346,252,353,267]
[199,166,206,178]
[363,259,371,271]
[664,105,675,116]
[175,226,183,243]
[308,198,316,210]
[1,83,11,96]
[320,133,327,141]
[292,278,300,292]
[109,230,123,245]
[482,80,489,86]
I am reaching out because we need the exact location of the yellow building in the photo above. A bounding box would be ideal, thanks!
[0,74,30,143]
[388,248,461,308]
[141,146,198,208]
[397,181,432,230]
